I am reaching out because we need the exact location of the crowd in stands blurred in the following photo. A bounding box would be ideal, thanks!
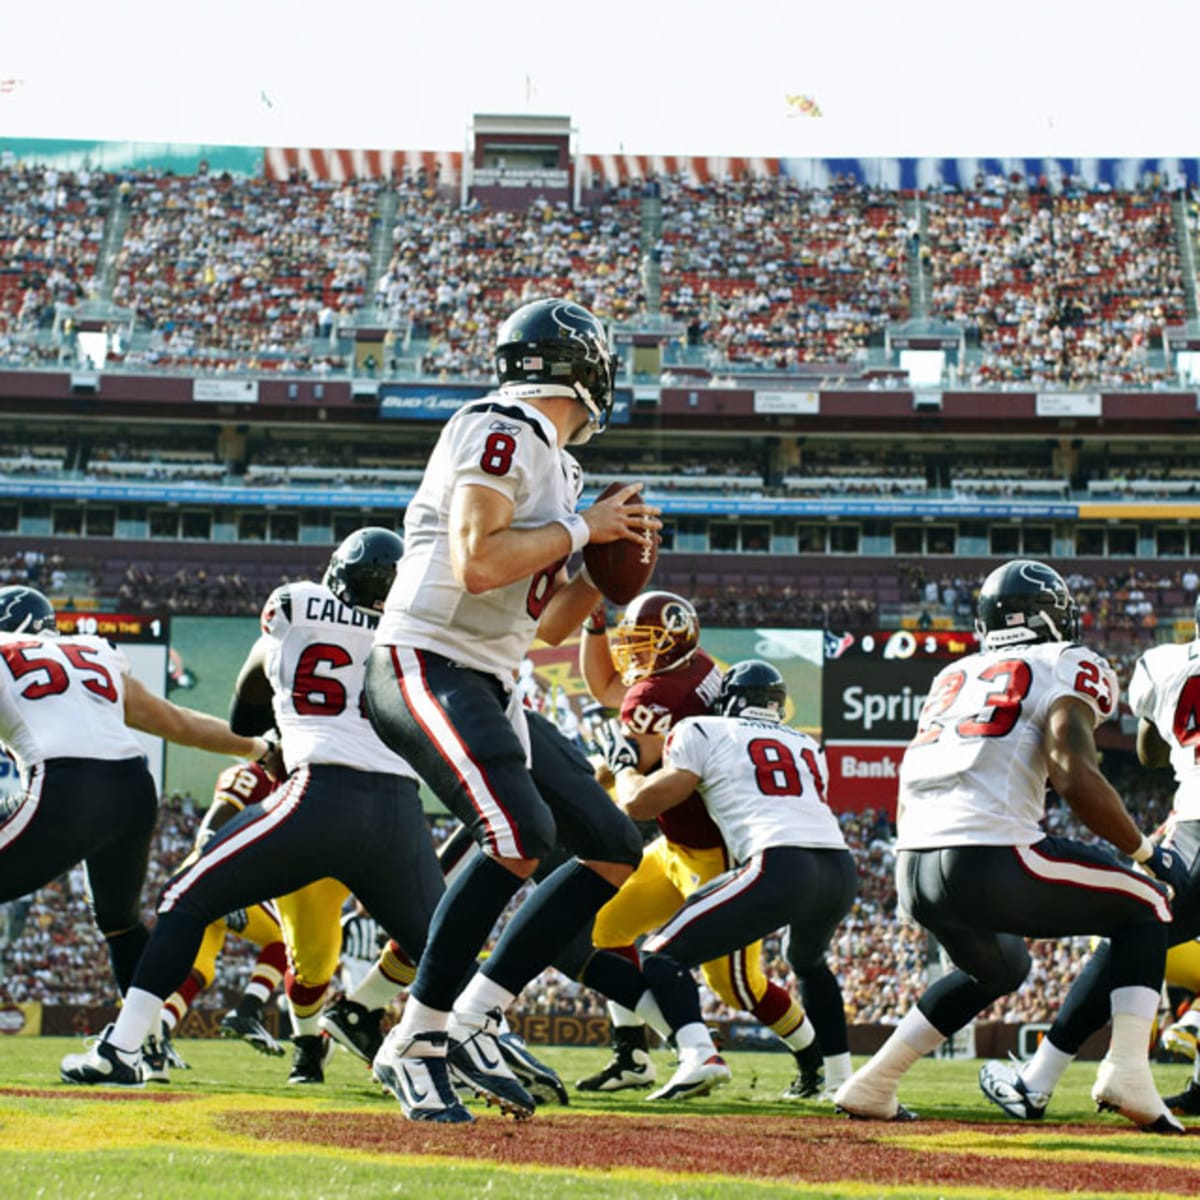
[2,161,1195,386]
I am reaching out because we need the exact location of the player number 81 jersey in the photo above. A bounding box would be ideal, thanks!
[896,641,1117,849]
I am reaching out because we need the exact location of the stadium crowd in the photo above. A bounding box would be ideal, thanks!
[1,161,1194,386]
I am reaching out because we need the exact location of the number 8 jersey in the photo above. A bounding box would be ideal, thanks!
[896,641,1118,849]
[375,397,583,684]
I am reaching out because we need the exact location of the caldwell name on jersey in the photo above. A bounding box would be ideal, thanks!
[261,580,416,779]
[0,631,143,775]
[1128,640,1200,822]
[897,640,1118,849]
[375,397,583,684]
[664,714,847,863]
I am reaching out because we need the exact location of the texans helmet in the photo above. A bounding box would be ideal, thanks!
[610,591,700,686]
[323,526,404,614]
[495,298,616,445]
[716,659,786,722]
[976,559,1079,650]
[0,585,58,635]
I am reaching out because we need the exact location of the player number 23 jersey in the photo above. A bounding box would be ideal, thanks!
[897,641,1117,849]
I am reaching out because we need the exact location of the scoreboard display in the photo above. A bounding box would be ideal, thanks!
[821,628,978,814]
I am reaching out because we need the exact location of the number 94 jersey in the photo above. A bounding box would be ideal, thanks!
[897,641,1117,850]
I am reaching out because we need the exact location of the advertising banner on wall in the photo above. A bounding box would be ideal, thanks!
[822,628,977,814]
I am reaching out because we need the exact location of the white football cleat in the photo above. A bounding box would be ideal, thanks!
[60,1025,144,1087]
[979,1058,1049,1120]
[372,1029,474,1123]
[447,1008,535,1119]
[1092,1056,1184,1134]
[645,1051,730,1101]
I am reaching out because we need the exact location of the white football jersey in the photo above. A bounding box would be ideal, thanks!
[663,715,846,864]
[375,392,582,683]
[260,580,416,778]
[0,632,142,775]
[897,641,1118,849]
[1128,640,1200,821]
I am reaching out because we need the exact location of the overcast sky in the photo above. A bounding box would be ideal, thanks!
[2,1,1196,158]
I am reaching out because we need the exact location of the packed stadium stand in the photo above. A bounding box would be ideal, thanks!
[2,138,1200,1032]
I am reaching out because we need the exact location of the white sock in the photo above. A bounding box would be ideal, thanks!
[395,996,449,1041]
[824,1052,853,1090]
[608,1000,642,1029]
[782,1015,816,1053]
[674,1021,717,1058]
[1109,1011,1155,1067]
[858,1008,945,1090]
[160,1008,179,1033]
[1022,1037,1074,1096]
[454,973,516,1019]
[350,963,404,1012]
[634,990,671,1039]
[244,980,271,1004]
[291,1010,322,1038]
[110,988,162,1055]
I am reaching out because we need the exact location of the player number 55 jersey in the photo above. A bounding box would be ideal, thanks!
[664,715,846,864]
[0,631,142,773]
[897,641,1117,849]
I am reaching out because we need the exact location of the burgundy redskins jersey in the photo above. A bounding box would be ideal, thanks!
[621,646,725,849]
[212,760,276,813]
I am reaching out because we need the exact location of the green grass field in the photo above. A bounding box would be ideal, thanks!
[1,1038,1196,1199]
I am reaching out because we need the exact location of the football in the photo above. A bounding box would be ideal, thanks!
[582,482,659,605]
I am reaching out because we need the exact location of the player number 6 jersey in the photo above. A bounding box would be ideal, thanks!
[897,641,1117,849]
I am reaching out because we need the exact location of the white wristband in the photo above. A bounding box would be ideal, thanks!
[557,512,589,555]
[1132,835,1154,864]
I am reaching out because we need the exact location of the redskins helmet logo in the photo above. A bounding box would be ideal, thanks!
[660,600,693,635]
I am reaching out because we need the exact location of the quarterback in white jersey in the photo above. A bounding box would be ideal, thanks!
[0,583,271,1057]
[837,560,1185,1133]
[365,298,654,1124]
[63,529,447,1093]
[605,660,857,1103]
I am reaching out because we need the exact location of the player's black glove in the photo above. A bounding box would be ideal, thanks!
[224,908,249,933]
[1142,843,1188,902]
[596,718,639,775]
[255,730,286,781]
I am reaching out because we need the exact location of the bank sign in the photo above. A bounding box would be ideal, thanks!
[821,629,977,813]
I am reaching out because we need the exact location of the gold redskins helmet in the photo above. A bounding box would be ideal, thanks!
[610,591,700,686]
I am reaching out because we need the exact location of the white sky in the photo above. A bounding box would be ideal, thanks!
[1,0,1197,159]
